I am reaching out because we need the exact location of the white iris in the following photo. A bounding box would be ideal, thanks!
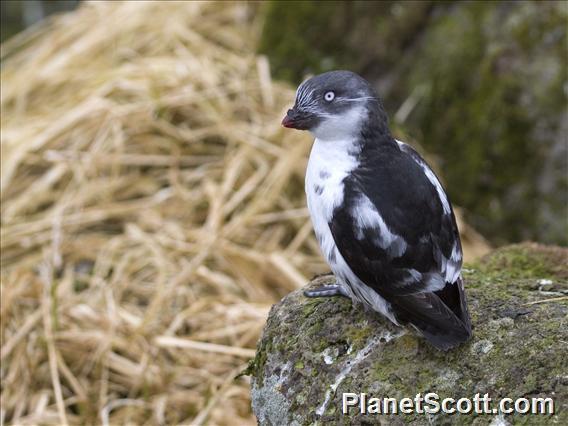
[324,91,335,102]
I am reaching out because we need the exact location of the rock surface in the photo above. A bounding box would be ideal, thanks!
[249,244,567,425]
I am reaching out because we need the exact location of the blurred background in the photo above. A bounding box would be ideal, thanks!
[1,1,566,425]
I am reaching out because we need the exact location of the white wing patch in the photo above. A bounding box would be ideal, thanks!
[422,167,451,214]
[396,140,451,214]
[443,243,462,283]
[351,194,407,258]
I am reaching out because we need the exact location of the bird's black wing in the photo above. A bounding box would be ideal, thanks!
[329,141,471,350]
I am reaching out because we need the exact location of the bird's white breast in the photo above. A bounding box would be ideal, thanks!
[305,138,357,260]
[305,138,397,322]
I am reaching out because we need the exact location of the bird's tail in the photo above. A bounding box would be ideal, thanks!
[412,316,472,352]
[390,279,472,351]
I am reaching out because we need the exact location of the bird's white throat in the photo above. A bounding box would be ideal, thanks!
[310,106,367,141]
[305,137,358,222]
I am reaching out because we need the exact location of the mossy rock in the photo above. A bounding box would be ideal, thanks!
[258,1,435,84]
[249,244,567,425]
[406,2,567,246]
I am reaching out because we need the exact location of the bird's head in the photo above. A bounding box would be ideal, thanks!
[282,70,385,141]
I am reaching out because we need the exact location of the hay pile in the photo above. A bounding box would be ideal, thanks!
[0,2,489,425]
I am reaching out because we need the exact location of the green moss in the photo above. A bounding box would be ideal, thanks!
[259,1,434,84]
[345,324,374,349]
[243,337,271,386]
[301,298,321,316]
[258,1,343,83]
[471,242,568,280]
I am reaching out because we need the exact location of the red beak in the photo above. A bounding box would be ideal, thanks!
[281,108,312,130]
[281,114,296,128]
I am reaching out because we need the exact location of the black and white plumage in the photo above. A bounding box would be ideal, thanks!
[282,70,472,351]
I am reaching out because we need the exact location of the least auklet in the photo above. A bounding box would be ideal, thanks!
[282,70,472,351]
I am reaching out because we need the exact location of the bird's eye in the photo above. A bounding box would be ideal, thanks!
[324,91,335,102]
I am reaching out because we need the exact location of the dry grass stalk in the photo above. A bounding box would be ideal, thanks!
[0,2,489,425]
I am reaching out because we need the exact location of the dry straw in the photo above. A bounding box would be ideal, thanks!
[0,2,489,425]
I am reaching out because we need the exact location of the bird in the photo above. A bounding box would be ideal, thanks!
[281,70,472,351]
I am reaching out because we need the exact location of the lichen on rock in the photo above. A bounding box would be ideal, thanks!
[249,244,567,425]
